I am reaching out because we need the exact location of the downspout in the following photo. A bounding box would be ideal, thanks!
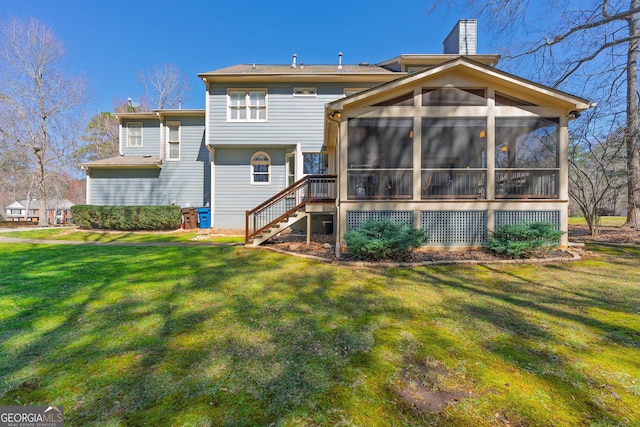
[326,110,342,258]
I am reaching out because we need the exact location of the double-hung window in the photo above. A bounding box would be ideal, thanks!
[228,90,267,122]
[166,121,180,160]
[127,122,142,147]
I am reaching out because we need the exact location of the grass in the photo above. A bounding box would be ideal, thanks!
[0,238,638,426]
[1,227,244,243]
[568,215,626,226]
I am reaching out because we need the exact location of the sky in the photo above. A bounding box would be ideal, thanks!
[0,0,493,115]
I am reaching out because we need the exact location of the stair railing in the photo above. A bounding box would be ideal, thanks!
[245,174,337,243]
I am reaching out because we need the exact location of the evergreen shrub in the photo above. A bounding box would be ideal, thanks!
[343,218,428,261]
[485,222,564,259]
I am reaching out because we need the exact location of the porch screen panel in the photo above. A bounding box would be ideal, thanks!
[347,118,413,199]
[421,118,487,199]
[495,117,559,198]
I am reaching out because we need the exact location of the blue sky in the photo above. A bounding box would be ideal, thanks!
[0,0,493,114]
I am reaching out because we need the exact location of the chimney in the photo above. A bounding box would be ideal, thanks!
[291,53,297,68]
[443,19,477,55]
[338,52,343,69]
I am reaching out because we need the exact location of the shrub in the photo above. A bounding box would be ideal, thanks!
[343,218,428,261]
[71,205,182,231]
[485,222,564,259]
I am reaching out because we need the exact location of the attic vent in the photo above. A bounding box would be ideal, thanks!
[358,62,370,66]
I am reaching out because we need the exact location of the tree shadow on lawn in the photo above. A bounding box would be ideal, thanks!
[0,244,411,426]
[410,261,640,425]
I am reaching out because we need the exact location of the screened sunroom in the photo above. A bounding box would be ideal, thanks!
[326,58,591,249]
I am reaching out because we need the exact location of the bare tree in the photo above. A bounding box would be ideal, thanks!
[0,16,87,226]
[430,0,640,229]
[137,63,190,110]
[569,122,627,234]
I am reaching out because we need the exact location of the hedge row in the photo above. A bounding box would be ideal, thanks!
[0,221,38,228]
[71,205,182,231]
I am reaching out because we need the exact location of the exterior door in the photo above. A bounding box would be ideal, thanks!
[285,152,297,208]
[286,152,296,187]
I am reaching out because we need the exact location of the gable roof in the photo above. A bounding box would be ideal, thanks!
[5,199,74,211]
[5,201,26,210]
[326,57,592,112]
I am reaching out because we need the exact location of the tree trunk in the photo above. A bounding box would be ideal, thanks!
[624,0,640,229]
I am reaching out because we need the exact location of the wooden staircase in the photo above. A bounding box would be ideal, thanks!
[245,175,336,247]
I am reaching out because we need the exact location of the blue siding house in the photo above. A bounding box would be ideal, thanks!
[82,20,592,251]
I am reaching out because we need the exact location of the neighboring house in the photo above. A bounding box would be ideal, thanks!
[4,199,74,224]
[81,20,592,250]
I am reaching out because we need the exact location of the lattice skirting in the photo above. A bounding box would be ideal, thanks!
[346,210,413,230]
[345,209,562,247]
[421,210,487,246]
[495,210,560,229]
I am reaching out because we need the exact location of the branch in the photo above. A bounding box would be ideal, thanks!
[554,35,640,86]
[510,6,640,59]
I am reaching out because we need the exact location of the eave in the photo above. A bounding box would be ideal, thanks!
[199,73,403,85]
[377,54,501,69]
[115,109,205,122]
[80,156,163,171]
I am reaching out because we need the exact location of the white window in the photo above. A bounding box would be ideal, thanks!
[294,87,317,96]
[10,209,21,215]
[228,90,267,122]
[166,121,180,160]
[127,122,143,147]
[251,151,271,184]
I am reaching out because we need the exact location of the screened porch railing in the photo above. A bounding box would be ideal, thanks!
[421,169,486,199]
[495,169,558,199]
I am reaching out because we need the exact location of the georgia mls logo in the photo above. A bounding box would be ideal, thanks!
[0,405,64,427]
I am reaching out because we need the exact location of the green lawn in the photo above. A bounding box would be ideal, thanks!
[1,228,244,243]
[568,216,627,226]
[0,240,638,426]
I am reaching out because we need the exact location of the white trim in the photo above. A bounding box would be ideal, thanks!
[210,147,215,224]
[126,122,143,147]
[227,89,268,122]
[166,121,181,161]
[118,122,123,154]
[86,173,91,204]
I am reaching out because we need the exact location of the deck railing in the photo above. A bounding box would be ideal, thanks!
[245,175,337,243]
